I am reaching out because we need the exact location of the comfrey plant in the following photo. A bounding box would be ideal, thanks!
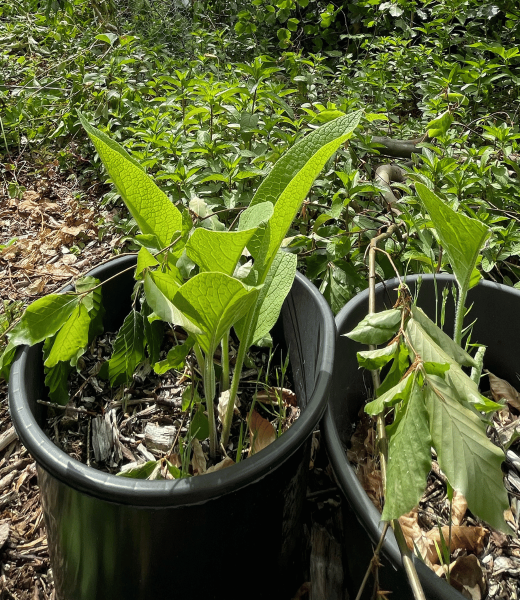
[1,110,362,465]
[347,182,509,532]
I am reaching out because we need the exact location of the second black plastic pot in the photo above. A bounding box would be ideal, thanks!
[9,256,336,600]
[324,274,519,599]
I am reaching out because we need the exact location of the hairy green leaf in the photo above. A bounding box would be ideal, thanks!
[144,272,202,335]
[357,341,399,370]
[186,228,255,276]
[411,305,476,367]
[136,247,159,279]
[78,112,182,248]
[405,318,501,413]
[172,272,260,355]
[235,250,297,346]
[365,372,413,415]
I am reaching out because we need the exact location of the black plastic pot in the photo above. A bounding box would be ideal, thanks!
[9,255,336,600]
[324,274,519,599]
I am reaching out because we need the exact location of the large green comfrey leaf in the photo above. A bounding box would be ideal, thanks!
[425,374,508,532]
[251,111,362,207]
[415,183,490,294]
[346,309,401,345]
[9,294,79,346]
[235,250,297,347]
[78,112,183,249]
[172,272,260,356]
[143,271,202,335]
[249,112,363,278]
[382,376,432,521]
[186,228,255,276]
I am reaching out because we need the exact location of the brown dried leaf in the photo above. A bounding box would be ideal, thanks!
[426,526,487,564]
[191,439,206,475]
[449,555,486,600]
[355,457,383,511]
[256,387,297,407]
[488,371,520,411]
[206,457,234,474]
[61,224,86,237]
[399,509,434,566]
[451,490,468,526]
[249,409,276,455]
[25,278,46,296]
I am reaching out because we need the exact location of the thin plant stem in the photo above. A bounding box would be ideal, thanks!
[368,226,426,600]
[221,330,230,393]
[354,522,390,600]
[453,286,467,347]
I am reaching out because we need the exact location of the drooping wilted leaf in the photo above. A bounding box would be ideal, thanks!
[382,376,432,521]
[357,341,399,370]
[488,371,520,411]
[425,374,508,532]
[346,308,401,345]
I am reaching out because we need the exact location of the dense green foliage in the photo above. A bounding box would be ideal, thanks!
[1,0,520,346]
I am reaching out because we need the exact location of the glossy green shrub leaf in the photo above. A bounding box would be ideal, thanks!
[346,308,401,345]
[144,272,202,335]
[0,343,16,381]
[45,304,90,368]
[415,183,490,294]
[382,376,432,521]
[78,112,182,248]
[427,110,454,138]
[107,310,145,386]
[9,294,79,346]
[142,300,162,365]
[117,461,159,479]
[425,375,508,531]
[154,336,194,374]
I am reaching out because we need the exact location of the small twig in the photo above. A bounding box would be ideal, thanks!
[355,522,390,600]
[36,399,96,416]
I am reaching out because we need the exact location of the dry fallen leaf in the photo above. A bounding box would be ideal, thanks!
[191,438,207,475]
[61,224,86,237]
[249,409,276,455]
[451,490,468,526]
[355,456,383,511]
[0,521,10,550]
[426,526,487,565]
[488,371,520,411]
[437,555,486,600]
[399,509,434,567]
[256,386,297,406]
[206,457,235,474]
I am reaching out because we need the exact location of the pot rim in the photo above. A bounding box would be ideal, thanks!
[9,256,335,507]
[324,273,517,596]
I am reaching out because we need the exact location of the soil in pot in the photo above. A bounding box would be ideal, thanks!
[45,320,300,478]
[325,275,520,600]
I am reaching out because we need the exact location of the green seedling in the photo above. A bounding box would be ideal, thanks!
[1,110,362,464]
